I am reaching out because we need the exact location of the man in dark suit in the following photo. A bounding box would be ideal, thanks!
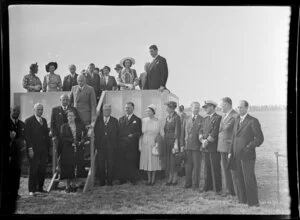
[94,104,119,186]
[117,102,142,185]
[25,103,50,196]
[229,100,264,207]
[63,64,78,91]
[89,67,101,103]
[144,45,168,91]
[50,94,81,173]
[199,100,222,193]
[181,102,204,189]
[99,66,118,94]
[217,97,238,196]
[9,106,26,199]
[138,62,150,90]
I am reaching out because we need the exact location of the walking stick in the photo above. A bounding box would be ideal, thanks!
[274,152,280,203]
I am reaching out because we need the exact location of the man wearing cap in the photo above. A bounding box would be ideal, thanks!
[217,97,238,196]
[229,100,264,207]
[181,102,204,189]
[63,64,78,91]
[145,45,168,91]
[25,103,50,196]
[199,100,222,194]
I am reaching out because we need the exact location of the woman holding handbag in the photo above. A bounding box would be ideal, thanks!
[60,109,88,193]
[139,104,164,185]
[164,101,181,185]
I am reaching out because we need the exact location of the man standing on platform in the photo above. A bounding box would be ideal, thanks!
[229,100,264,207]
[117,102,142,185]
[25,103,50,196]
[138,62,150,90]
[50,94,81,174]
[145,45,168,91]
[94,104,119,186]
[181,102,204,189]
[62,64,78,91]
[217,97,238,196]
[69,74,97,127]
[199,100,222,194]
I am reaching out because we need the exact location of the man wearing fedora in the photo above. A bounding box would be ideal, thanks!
[199,100,222,194]
[229,100,264,207]
[144,45,168,91]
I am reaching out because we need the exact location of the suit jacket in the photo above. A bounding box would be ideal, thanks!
[118,114,142,150]
[181,115,204,151]
[69,84,97,125]
[200,113,222,152]
[94,115,119,151]
[138,72,147,90]
[86,73,101,100]
[62,73,78,91]
[230,114,264,161]
[217,109,238,153]
[24,115,50,155]
[50,105,81,138]
[145,55,168,90]
[10,119,25,159]
[99,75,118,91]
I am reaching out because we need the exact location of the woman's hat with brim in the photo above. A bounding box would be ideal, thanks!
[120,57,135,67]
[114,64,123,70]
[147,104,157,114]
[165,101,177,109]
[45,62,58,72]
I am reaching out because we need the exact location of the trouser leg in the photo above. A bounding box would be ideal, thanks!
[192,150,201,188]
[221,152,236,195]
[107,147,114,184]
[241,160,259,206]
[185,150,193,187]
[37,151,47,191]
[234,159,247,204]
[98,148,107,185]
[203,152,212,191]
[28,157,38,193]
[210,152,222,192]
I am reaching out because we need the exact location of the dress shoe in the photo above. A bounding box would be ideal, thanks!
[37,189,48,194]
[151,181,156,185]
[118,180,126,185]
[249,203,260,207]
[172,181,178,186]
[130,181,137,185]
[146,182,152,186]
[65,188,71,193]
[184,185,192,189]
[107,181,113,186]
[165,182,172,186]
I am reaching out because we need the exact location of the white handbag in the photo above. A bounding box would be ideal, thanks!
[152,142,159,156]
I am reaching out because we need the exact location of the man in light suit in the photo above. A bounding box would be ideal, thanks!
[229,100,264,207]
[144,45,168,91]
[117,102,142,185]
[217,97,238,196]
[181,102,204,189]
[94,104,119,186]
[99,66,118,95]
[69,74,97,127]
[25,103,50,196]
[199,100,222,194]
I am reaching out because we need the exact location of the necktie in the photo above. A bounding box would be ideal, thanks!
[192,116,196,123]
[104,117,108,125]
[39,118,43,126]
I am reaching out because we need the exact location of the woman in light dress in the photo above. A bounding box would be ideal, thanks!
[117,57,139,90]
[139,104,164,185]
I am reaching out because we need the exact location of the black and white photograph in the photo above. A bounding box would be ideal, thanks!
[4,4,293,215]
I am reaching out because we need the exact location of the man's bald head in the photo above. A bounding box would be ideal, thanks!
[11,106,20,119]
[33,103,43,117]
[103,104,112,117]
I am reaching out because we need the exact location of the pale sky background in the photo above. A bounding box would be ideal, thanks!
[9,5,290,108]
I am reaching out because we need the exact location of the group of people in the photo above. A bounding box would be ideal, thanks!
[22,44,169,103]
[9,44,265,209]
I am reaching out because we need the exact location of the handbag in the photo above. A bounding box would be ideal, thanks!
[152,143,159,156]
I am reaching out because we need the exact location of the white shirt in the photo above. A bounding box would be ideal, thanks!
[239,113,248,123]
[61,105,67,111]
[105,76,109,84]
[152,54,159,61]
[127,113,133,121]
[192,114,199,120]
[208,112,216,119]
[103,116,110,124]
[223,109,233,121]
[11,118,18,124]
[35,115,43,124]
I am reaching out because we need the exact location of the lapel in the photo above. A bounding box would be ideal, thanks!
[127,114,136,126]
[149,55,160,72]
[237,114,250,134]
[34,116,43,128]
[75,86,82,102]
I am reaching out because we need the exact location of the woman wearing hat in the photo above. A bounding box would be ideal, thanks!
[117,57,139,90]
[42,62,62,92]
[139,104,164,185]
[164,101,181,185]
[22,62,42,92]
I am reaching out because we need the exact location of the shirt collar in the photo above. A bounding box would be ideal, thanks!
[192,114,199,119]
[127,113,133,120]
[153,54,159,60]
[240,113,248,121]
[224,109,233,118]
[11,118,18,123]
[35,114,42,121]
[208,112,215,118]
[61,105,68,110]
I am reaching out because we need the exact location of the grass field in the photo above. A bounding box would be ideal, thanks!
[15,110,290,214]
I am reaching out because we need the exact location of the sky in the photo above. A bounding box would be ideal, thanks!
[9,5,290,108]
